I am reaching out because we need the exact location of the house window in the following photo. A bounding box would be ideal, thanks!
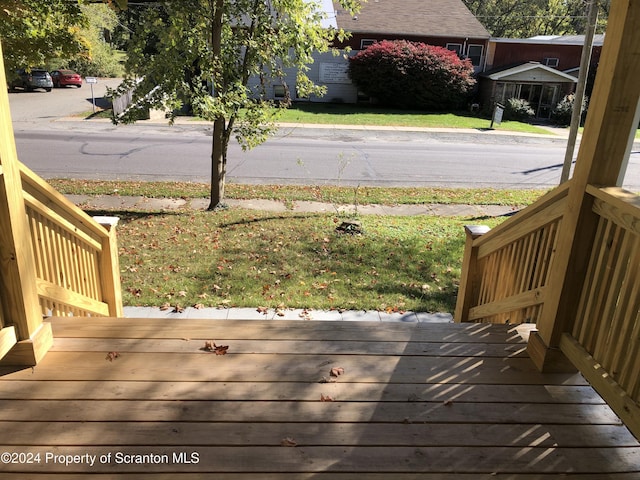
[446,43,463,56]
[544,57,560,67]
[466,45,484,67]
[273,85,286,99]
[360,39,376,49]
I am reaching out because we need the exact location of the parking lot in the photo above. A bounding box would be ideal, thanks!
[7,77,123,124]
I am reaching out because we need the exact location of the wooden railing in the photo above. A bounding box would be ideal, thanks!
[456,183,640,438]
[455,183,569,324]
[560,186,640,436]
[19,163,123,318]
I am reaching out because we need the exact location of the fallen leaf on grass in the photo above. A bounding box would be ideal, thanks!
[160,302,171,311]
[105,352,120,362]
[173,305,185,313]
[202,340,229,355]
[330,367,344,377]
[281,437,298,447]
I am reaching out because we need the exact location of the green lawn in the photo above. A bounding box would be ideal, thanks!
[56,179,538,312]
[277,102,553,134]
[52,180,548,206]
[115,208,506,313]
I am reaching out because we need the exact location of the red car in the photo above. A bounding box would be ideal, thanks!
[50,69,82,88]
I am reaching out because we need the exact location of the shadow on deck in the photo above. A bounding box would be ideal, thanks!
[0,317,638,479]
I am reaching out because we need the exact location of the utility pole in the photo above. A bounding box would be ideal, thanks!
[560,0,598,184]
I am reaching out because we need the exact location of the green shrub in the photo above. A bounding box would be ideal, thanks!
[504,98,534,121]
[348,40,476,110]
[551,93,588,126]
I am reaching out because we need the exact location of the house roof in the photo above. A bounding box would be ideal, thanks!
[492,34,605,46]
[332,0,490,40]
[482,61,578,83]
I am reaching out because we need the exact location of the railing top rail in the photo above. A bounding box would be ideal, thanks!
[473,182,571,250]
[19,162,110,240]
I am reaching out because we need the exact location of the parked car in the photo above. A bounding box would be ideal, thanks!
[8,68,53,92]
[50,69,82,88]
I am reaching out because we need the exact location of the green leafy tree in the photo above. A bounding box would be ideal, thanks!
[61,3,124,77]
[111,0,361,210]
[0,0,88,74]
[463,0,609,37]
[348,40,476,110]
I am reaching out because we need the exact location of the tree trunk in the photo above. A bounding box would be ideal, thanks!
[208,0,226,211]
[208,117,226,210]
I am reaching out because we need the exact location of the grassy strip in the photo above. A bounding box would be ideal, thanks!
[50,179,547,206]
[114,208,506,313]
[277,103,553,134]
[82,103,554,135]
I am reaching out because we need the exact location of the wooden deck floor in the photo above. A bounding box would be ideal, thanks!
[0,317,639,479]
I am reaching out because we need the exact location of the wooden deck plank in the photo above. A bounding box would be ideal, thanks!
[0,399,623,424]
[1,421,636,448]
[2,474,640,480]
[49,317,531,343]
[49,337,530,357]
[0,317,637,477]
[0,351,586,385]
[3,475,640,480]
[0,380,603,403]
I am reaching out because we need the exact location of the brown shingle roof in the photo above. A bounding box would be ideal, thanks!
[334,0,490,39]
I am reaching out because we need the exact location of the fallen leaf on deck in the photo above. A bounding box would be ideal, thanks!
[202,341,229,355]
[105,352,120,362]
[330,367,345,377]
[320,394,334,402]
[281,437,298,447]
[319,376,336,384]
[443,399,454,406]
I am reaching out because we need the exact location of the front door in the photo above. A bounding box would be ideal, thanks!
[537,84,558,119]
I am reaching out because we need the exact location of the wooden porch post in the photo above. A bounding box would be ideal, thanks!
[0,41,52,365]
[528,0,640,371]
[454,225,490,323]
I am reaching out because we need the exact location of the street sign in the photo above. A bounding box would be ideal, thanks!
[85,77,98,112]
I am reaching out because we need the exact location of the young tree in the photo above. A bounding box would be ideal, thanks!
[348,40,476,110]
[111,0,360,210]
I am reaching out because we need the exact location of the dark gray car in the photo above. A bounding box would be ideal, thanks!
[9,69,53,92]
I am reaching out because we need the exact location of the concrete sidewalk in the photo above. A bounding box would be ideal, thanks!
[67,193,521,218]
[123,305,454,323]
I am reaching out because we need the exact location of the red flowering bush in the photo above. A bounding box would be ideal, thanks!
[348,40,476,110]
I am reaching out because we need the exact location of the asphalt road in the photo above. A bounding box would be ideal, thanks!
[13,127,573,189]
[8,81,640,190]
